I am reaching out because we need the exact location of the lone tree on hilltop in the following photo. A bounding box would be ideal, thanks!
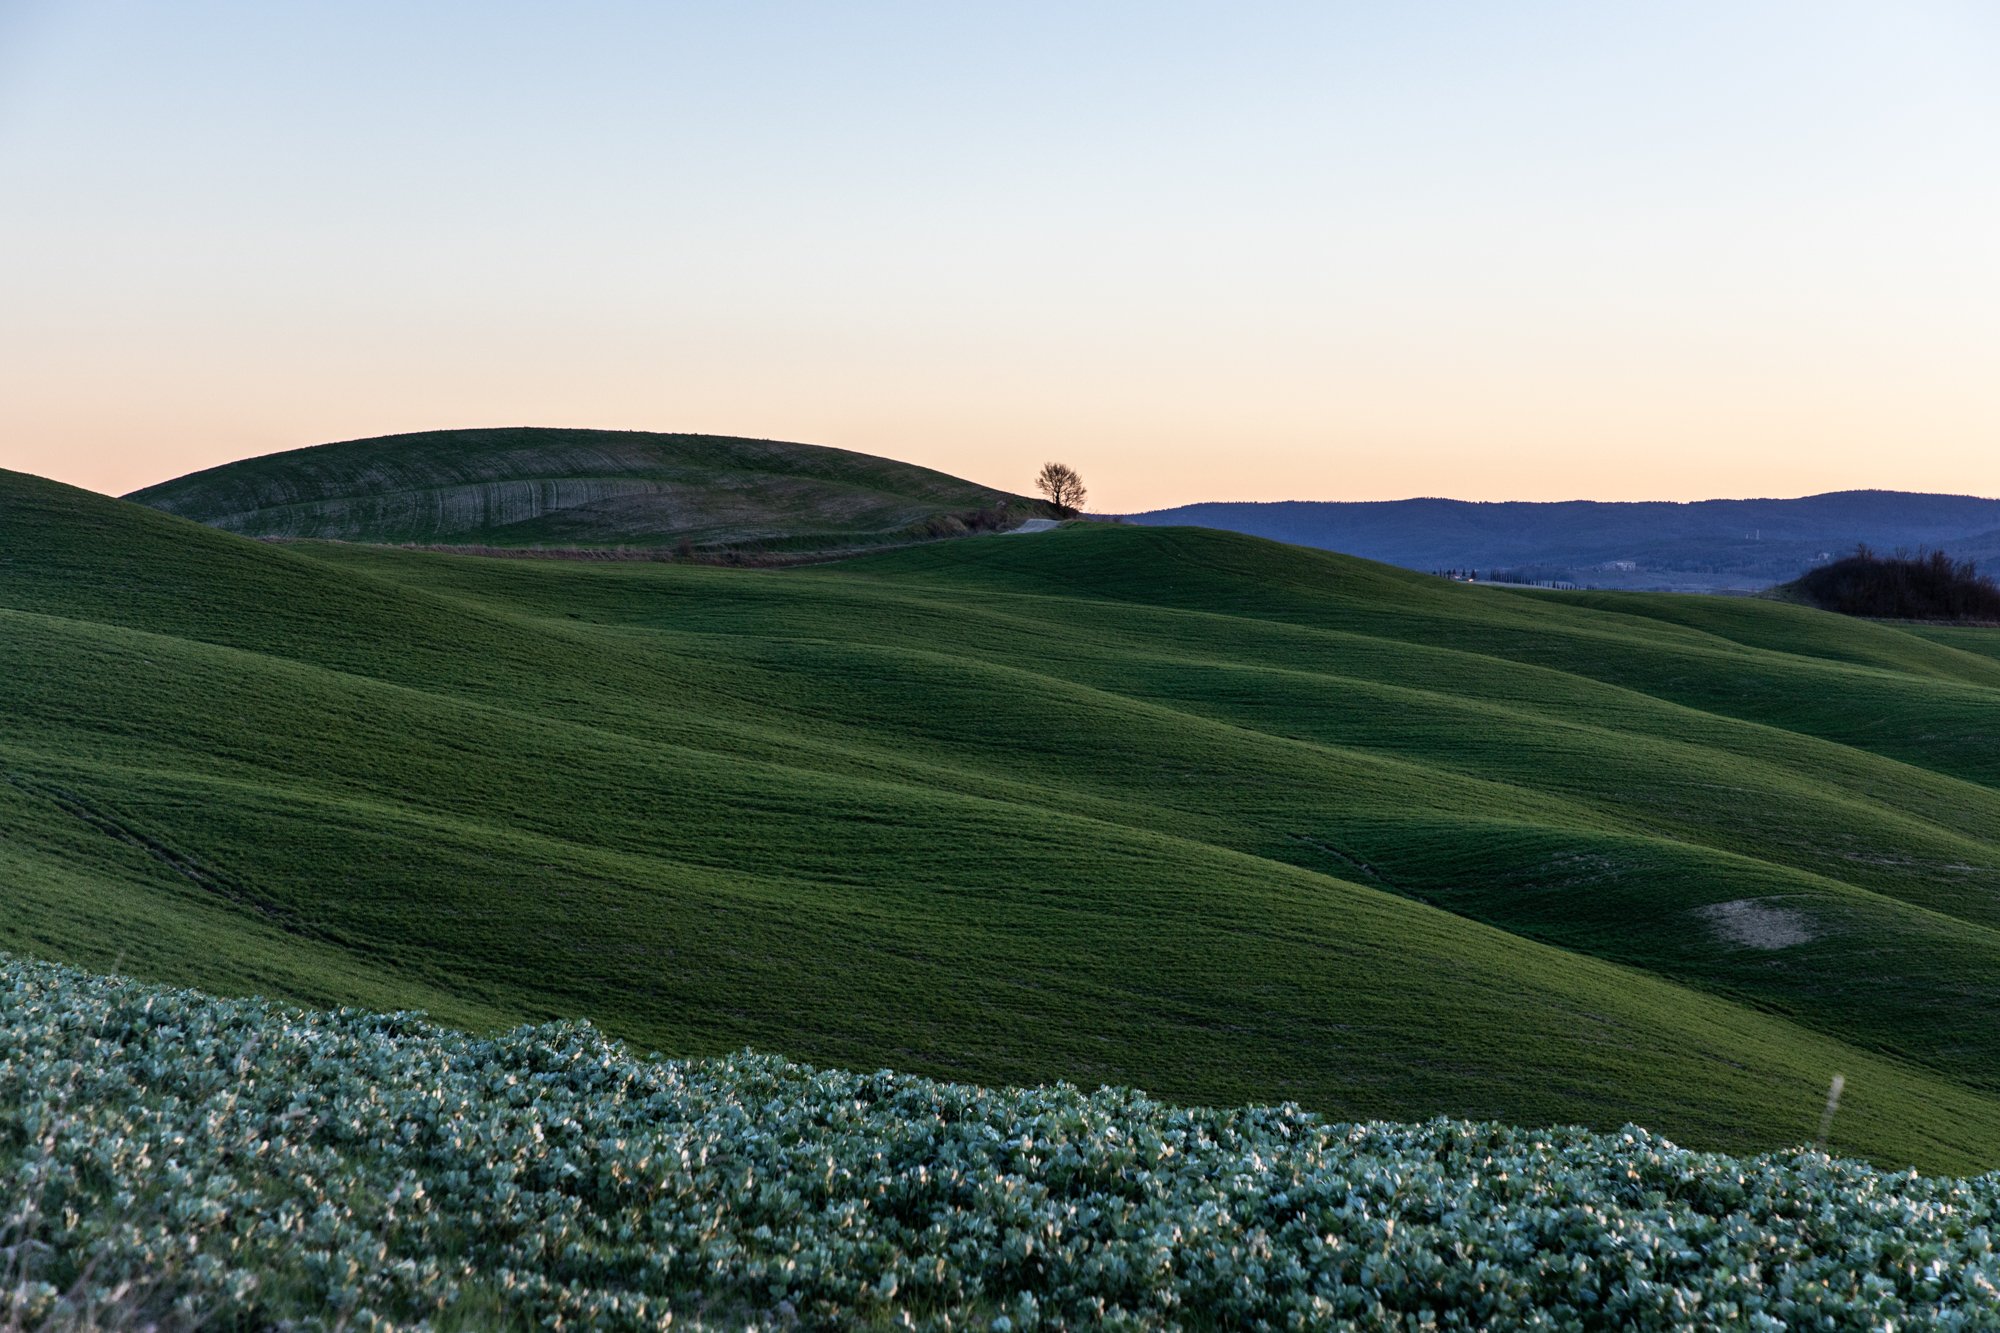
[1035,462,1087,516]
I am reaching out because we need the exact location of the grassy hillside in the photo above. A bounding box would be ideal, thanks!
[8,470,2000,1171]
[124,426,1035,551]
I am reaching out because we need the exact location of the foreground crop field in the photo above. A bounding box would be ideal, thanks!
[7,955,2000,1331]
[6,469,2000,1170]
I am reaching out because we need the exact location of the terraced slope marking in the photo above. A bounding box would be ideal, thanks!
[126,426,1035,550]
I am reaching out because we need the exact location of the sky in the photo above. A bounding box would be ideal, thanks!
[2,2,1996,510]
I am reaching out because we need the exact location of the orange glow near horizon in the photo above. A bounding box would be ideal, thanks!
[11,325,1998,511]
[3,4,1997,511]
[12,378,2000,512]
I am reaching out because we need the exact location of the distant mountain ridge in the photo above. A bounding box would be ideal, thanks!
[1130,490,2000,590]
[128,427,1037,553]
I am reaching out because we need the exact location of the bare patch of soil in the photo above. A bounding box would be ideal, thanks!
[1697,899,1817,950]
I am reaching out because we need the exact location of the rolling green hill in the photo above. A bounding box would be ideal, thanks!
[124,426,1036,550]
[8,467,2000,1171]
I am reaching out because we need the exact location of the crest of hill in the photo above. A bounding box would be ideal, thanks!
[125,427,1035,551]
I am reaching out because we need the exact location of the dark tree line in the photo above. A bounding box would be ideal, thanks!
[1790,546,2000,622]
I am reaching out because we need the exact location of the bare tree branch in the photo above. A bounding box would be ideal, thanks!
[1035,462,1086,516]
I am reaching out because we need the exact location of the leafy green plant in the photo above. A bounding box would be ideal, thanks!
[8,955,2000,1331]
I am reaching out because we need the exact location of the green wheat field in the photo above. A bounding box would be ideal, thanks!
[8,452,2000,1326]
[10,462,2000,1169]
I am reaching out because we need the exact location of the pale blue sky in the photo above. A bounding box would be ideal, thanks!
[3,2,1996,506]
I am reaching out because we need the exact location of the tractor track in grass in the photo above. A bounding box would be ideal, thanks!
[3,771,334,945]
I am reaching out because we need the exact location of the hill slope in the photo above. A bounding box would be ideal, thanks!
[7,470,2000,1170]
[125,426,1033,550]
[1130,490,2000,591]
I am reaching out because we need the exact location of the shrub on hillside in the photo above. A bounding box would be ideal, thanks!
[1786,546,2000,621]
[912,503,1024,540]
[960,502,1015,533]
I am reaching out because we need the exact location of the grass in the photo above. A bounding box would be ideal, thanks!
[7,468,2000,1171]
[123,426,1037,551]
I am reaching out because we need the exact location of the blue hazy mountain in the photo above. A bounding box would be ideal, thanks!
[1126,491,2000,591]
